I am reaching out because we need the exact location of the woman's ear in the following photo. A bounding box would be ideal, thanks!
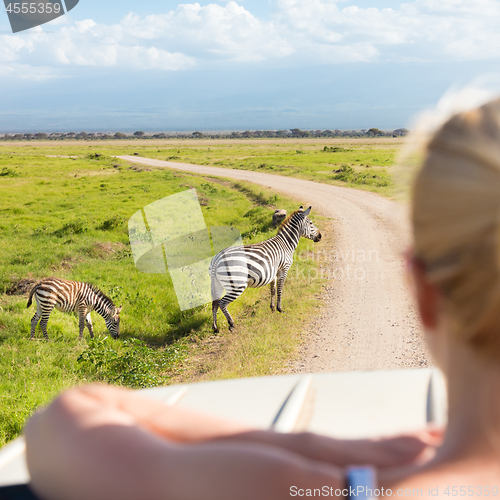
[410,259,441,329]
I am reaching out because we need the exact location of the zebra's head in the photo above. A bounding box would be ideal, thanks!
[105,305,122,339]
[298,206,322,242]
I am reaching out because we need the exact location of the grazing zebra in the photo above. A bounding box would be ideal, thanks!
[210,206,321,333]
[27,278,121,340]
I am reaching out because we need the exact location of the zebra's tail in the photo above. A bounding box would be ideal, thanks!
[210,271,224,301]
[27,282,41,308]
[210,259,225,302]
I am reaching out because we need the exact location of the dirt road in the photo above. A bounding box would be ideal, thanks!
[118,155,430,372]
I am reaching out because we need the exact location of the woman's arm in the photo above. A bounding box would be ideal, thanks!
[216,428,442,469]
[66,384,441,467]
[25,384,343,500]
[25,384,440,500]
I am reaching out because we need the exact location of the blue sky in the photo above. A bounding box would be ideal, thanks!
[1,0,500,132]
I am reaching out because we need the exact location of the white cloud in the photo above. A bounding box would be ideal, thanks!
[273,0,500,63]
[11,19,196,71]
[119,2,294,62]
[2,0,500,80]
[0,2,293,78]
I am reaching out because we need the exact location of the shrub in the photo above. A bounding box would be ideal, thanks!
[97,215,124,231]
[87,153,104,160]
[332,164,390,187]
[200,182,218,194]
[77,336,186,388]
[53,219,88,237]
[323,146,352,153]
[0,167,18,177]
[332,164,354,180]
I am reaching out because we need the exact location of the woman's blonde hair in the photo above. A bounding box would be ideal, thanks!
[412,98,500,357]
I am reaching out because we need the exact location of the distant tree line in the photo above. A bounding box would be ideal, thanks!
[0,128,409,141]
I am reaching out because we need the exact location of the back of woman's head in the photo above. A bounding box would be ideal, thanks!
[412,98,500,358]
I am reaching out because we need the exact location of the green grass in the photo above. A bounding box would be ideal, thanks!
[146,143,395,195]
[0,137,401,197]
[0,146,327,446]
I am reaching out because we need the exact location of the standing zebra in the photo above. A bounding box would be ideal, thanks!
[27,278,121,340]
[210,206,321,333]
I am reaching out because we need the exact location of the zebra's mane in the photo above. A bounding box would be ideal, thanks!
[277,210,303,233]
[88,284,116,308]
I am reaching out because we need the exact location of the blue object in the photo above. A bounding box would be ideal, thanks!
[346,466,378,499]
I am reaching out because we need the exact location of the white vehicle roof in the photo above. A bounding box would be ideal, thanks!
[0,368,447,487]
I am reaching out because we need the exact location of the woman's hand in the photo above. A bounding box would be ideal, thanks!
[213,428,444,469]
[331,429,444,468]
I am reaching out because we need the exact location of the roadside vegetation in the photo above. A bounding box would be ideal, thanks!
[0,146,327,446]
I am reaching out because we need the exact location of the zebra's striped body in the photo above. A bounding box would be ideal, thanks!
[27,278,121,340]
[210,206,321,333]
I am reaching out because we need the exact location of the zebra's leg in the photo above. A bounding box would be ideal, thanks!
[270,278,277,312]
[212,300,220,333]
[219,301,236,332]
[219,287,246,332]
[85,312,94,339]
[211,272,225,333]
[30,301,42,339]
[276,268,289,313]
[78,308,87,340]
[38,306,54,341]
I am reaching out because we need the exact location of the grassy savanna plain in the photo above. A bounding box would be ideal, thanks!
[128,138,401,196]
[3,136,403,195]
[0,141,338,446]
